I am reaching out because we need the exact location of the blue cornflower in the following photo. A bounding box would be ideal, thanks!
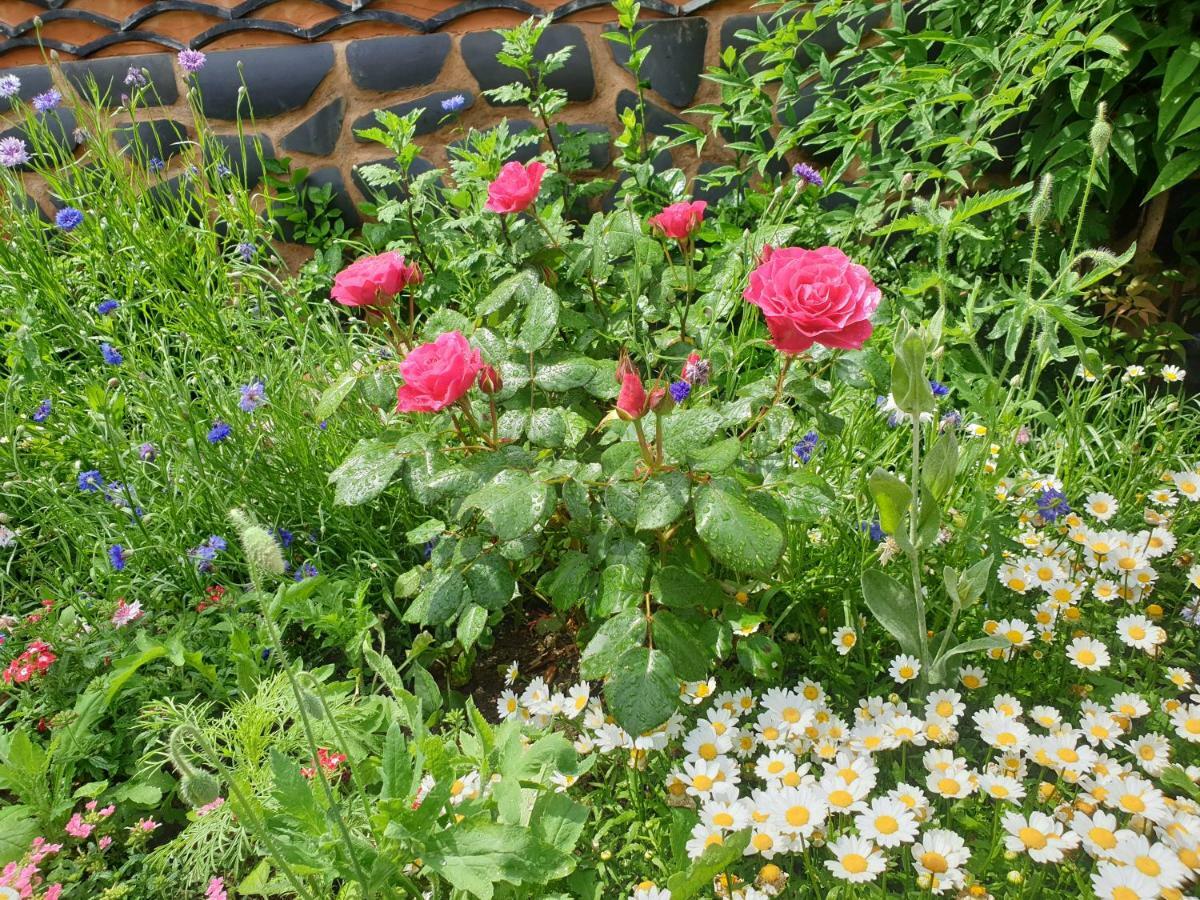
[274,528,294,548]
[668,380,691,404]
[792,162,824,188]
[148,156,164,173]
[861,520,885,542]
[941,410,962,429]
[188,535,226,572]
[238,380,266,413]
[929,380,949,397]
[793,430,820,464]
[109,544,127,571]
[0,74,20,99]
[97,299,119,315]
[32,89,62,112]
[104,481,130,508]
[215,163,231,178]
[101,342,123,365]
[423,539,436,561]
[318,420,328,431]
[261,647,273,661]
[207,420,231,443]
[138,442,157,461]
[207,536,228,553]
[236,242,255,263]
[78,469,105,492]
[1036,489,1071,522]
[293,562,318,582]
[55,207,83,231]
[124,66,147,88]
[441,94,466,112]
[31,399,51,422]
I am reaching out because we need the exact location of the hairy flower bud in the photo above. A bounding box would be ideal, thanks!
[180,770,221,807]
[1089,102,1111,158]
[477,364,502,395]
[229,508,285,576]
[1028,174,1053,227]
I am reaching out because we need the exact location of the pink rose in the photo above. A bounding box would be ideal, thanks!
[395,332,483,413]
[649,200,706,240]
[485,161,547,214]
[615,370,647,421]
[743,245,880,354]
[331,251,422,308]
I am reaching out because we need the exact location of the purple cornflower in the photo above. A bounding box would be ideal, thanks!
[124,66,147,88]
[188,535,226,572]
[109,544,127,571]
[207,421,231,443]
[861,520,885,542]
[236,242,254,263]
[31,399,51,423]
[0,136,29,168]
[792,162,824,188]
[32,90,61,112]
[274,528,294,548]
[148,157,164,173]
[207,535,227,552]
[215,163,231,178]
[793,430,820,464]
[929,380,949,397]
[101,342,123,365]
[177,49,207,74]
[940,410,962,430]
[668,380,691,404]
[78,469,105,492]
[0,74,20,99]
[239,380,266,413]
[681,354,711,386]
[97,299,119,315]
[55,207,84,231]
[1036,488,1071,522]
[441,94,466,113]
[293,562,318,582]
[138,442,157,461]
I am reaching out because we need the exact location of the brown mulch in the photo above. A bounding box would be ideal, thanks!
[466,603,581,717]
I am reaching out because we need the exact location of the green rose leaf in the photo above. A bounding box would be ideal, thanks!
[528,408,567,448]
[537,551,596,612]
[456,603,490,650]
[694,479,785,576]
[636,471,690,531]
[652,610,709,680]
[461,471,552,542]
[327,438,405,506]
[579,609,646,680]
[652,565,728,610]
[515,282,561,353]
[534,357,597,392]
[604,646,678,736]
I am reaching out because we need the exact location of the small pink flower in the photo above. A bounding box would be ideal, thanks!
[98,805,115,818]
[111,599,143,628]
[45,885,63,900]
[331,251,423,308]
[648,200,706,240]
[28,837,62,864]
[133,818,159,833]
[98,836,112,851]
[65,814,93,839]
[85,801,97,812]
[485,161,547,214]
[206,876,228,900]
[395,331,483,414]
[197,797,225,817]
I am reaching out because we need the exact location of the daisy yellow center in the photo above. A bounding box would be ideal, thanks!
[842,854,868,874]
[895,727,915,740]
[782,772,802,788]
[692,775,713,791]
[763,727,780,741]
[803,686,820,700]
[997,732,1017,747]
[1186,719,1200,734]
[921,851,948,874]
[828,789,854,808]
[936,701,954,717]
[937,778,960,795]
[990,785,1010,798]
[783,707,802,723]
[1134,857,1161,877]
[1128,626,1146,640]
[695,683,711,697]
[841,634,855,646]
[786,806,810,827]
[1076,650,1097,666]
[864,736,882,749]
[767,761,785,774]
[450,780,464,796]
[962,676,981,689]
[1018,827,1048,850]
[839,768,858,783]
[712,721,727,735]
[1119,794,1146,813]
[699,744,718,761]
[713,812,734,828]
[574,695,587,710]
[875,816,899,835]
[1140,746,1156,760]
[705,833,724,848]
[1005,630,1024,643]
[668,781,686,796]
[1112,890,1138,900]
[638,882,656,891]
[899,666,914,679]
[752,833,774,852]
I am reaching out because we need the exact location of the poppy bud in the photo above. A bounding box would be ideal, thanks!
[477,365,502,395]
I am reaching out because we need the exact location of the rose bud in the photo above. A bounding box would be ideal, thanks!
[648,386,673,415]
[477,365,503,395]
[615,371,648,421]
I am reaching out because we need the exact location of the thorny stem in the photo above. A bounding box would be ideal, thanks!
[632,418,655,468]
[738,353,795,441]
[498,213,514,253]
[380,308,410,355]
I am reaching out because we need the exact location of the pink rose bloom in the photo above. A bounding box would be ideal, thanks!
[743,245,881,354]
[615,371,647,421]
[65,814,93,839]
[485,161,547,214]
[649,200,706,240]
[331,251,423,308]
[395,332,483,413]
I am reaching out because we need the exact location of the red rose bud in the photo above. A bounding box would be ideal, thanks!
[648,200,707,241]
[616,371,648,421]
[648,386,673,415]
[615,350,638,384]
[477,365,503,395]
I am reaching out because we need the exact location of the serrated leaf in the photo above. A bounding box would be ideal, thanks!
[694,479,784,576]
[327,438,404,506]
[579,609,645,680]
[666,829,752,899]
[652,611,708,680]
[461,471,551,541]
[604,646,677,736]
[636,471,690,531]
[528,408,567,448]
[515,282,560,353]
[534,358,596,392]
[457,603,489,650]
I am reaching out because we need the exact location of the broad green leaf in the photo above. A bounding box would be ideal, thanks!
[405,570,465,625]
[457,603,489,650]
[1143,149,1200,201]
[685,436,740,473]
[666,829,752,899]
[890,326,933,415]
[922,431,958,501]
[380,723,411,801]
[735,634,783,681]
[423,822,573,900]
[461,470,552,541]
[464,555,515,611]
[537,551,595,612]
[861,569,922,656]
[534,357,596,392]
[530,791,588,857]
[651,565,728,610]
[636,471,690,531]
[0,806,37,865]
[528,408,567,448]
[930,636,1006,684]
[662,408,725,461]
[868,468,912,537]
[269,749,323,832]
[328,438,404,506]
[694,479,784,576]
[579,610,646,680]
[651,610,708,680]
[515,282,560,352]
[314,369,357,420]
[604,646,677,736]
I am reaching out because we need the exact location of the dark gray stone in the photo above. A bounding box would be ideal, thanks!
[114,119,188,162]
[352,156,441,204]
[0,109,81,170]
[449,119,540,164]
[347,35,453,91]
[0,65,54,112]
[63,54,178,107]
[615,89,687,138]
[282,98,345,157]
[352,90,474,141]
[719,15,773,76]
[462,25,594,106]
[605,19,708,109]
[207,133,274,189]
[195,45,334,120]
